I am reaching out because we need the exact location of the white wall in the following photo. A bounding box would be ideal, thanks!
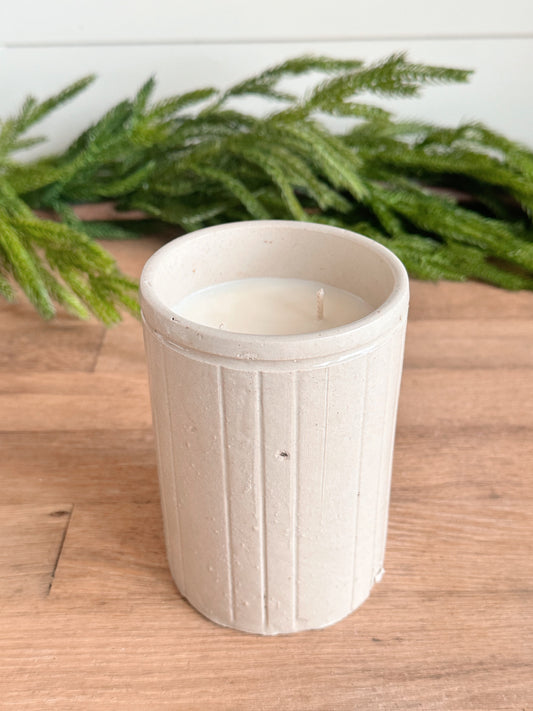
[2,1,532,155]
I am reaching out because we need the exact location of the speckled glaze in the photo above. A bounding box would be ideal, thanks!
[140,221,409,635]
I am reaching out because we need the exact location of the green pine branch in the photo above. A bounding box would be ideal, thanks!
[1,53,533,324]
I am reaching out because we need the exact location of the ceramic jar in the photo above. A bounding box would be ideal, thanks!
[140,220,409,635]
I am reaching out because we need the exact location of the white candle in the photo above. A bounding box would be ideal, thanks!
[173,277,373,335]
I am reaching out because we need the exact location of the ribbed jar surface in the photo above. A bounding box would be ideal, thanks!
[141,221,409,634]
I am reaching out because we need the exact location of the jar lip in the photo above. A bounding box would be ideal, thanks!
[140,221,409,361]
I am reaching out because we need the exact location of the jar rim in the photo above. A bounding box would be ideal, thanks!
[140,220,409,363]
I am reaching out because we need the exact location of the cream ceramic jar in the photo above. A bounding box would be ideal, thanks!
[140,220,409,635]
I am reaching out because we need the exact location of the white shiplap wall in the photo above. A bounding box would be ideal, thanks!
[1,1,532,153]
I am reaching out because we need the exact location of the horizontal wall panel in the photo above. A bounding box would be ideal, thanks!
[1,38,531,156]
[3,1,533,45]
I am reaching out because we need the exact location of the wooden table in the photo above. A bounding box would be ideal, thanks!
[1,237,532,710]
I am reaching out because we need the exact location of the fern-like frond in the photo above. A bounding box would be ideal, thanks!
[1,52,532,323]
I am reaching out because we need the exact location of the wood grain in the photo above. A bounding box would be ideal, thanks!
[95,312,146,373]
[0,504,72,599]
[0,232,532,710]
[48,503,175,605]
[405,319,533,368]
[407,279,533,320]
[0,299,104,372]
[0,372,151,431]
[0,430,158,504]
[398,369,533,430]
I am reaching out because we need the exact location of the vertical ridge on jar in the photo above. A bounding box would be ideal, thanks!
[260,369,301,633]
[257,371,268,632]
[368,334,395,591]
[290,370,300,631]
[164,350,232,623]
[217,365,235,624]
[351,334,398,610]
[371,326,407,582]
[351,356,369,610]
[144,330,187,597]
[319,369,330,525]
[163,344,188,599]
[295,358,368,629]
[222,366,263,632]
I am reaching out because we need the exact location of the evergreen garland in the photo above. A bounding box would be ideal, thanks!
[2,52,533,323]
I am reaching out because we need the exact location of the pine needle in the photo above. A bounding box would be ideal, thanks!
[0,52,532,324]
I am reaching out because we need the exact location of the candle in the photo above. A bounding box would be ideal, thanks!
[141,220,409,635]
[173,277,373,335]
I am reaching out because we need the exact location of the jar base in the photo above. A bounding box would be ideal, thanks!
[174,580,379,636]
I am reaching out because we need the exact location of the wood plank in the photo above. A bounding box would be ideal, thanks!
[92,237,162,372]
[1,428,531,511]
[386,497,532,594]
[95,313,146,373]
[0,430,158,504]
[408,280,533,320]
[0,299,104,372]
[397,369,533,430]
[48,503,176,605]
[1,368,531,433]
[45,368,516,442]
[0,504,72,599]
[393,429,533,502]
[404,319,533,369]
[0,595,529,710]
[43,493,531,603]
[4,289,533,377]
[0,372,151,431]
[95,315,533,374]
[1,228,532,710]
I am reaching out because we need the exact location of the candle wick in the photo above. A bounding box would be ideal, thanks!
[316,288,325,321]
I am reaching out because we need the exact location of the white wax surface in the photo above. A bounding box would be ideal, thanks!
[173,277,373,335]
